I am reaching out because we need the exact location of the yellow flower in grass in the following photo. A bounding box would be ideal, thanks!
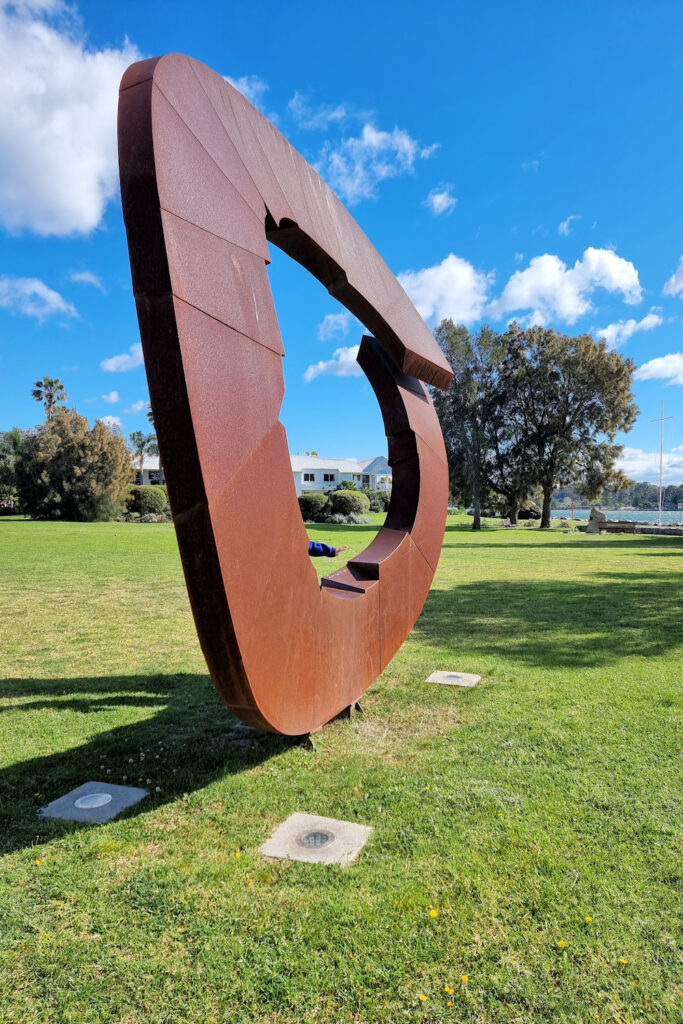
[235,851,241,859]
[461,975,468,985]
[447,1000,453,1007]
[585,915,593,923]
[418,994,427,1002]
[429,908,438,918]
[619,957,628,964]
[444,986,454,995]
[557,940,567,948]
[34,858,41,865]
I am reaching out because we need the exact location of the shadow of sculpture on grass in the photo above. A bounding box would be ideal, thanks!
[0,673,291,856]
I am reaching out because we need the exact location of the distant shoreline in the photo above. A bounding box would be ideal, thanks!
[550,508,683,525]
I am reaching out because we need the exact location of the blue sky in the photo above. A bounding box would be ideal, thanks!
[1,0,682,481]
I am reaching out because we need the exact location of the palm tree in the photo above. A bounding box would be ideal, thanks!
[144,403,165,484]
[32,377,67,421]
[129,430,158,483]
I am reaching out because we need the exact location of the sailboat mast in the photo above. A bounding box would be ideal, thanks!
[651,403,674,528]
[659,402,664,527]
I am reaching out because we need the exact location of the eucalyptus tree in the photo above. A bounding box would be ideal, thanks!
[501,324,637,528]
[432,321,535,528]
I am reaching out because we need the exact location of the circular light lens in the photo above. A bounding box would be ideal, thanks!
[298,829,335,848]
[74,792,113,809]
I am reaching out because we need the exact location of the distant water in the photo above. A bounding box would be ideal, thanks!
[551,508,683,525]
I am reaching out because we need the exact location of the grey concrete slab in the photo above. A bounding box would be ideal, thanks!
[427,670,481,687]
[260,812,373,866]
[39,781,149,824]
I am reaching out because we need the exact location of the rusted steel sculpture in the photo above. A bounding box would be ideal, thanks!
[118,55,453,735]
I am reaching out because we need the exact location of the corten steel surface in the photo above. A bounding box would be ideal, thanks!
[118,54,454,735]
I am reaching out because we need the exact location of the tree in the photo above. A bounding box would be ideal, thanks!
[0,429,23,503]
[502,325,637,528]
[15,409,133,520]
[31,377,67,421]
[129,430,158,480]
[432,321,536,528]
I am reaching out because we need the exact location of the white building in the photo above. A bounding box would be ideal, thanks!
[133,455,165,486]
[135,453,392,495]
[290,454,392,496]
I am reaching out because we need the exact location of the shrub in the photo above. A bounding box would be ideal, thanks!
[368,501,382,512]
[364,489,390,511]
[128,485,167,516]
[327,489,370,516]
[519,500,542,520]
[323,511,370,525]
[337,480,359,491]
[298,491,329,522]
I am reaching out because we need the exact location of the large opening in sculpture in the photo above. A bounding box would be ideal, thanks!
[264,242,388,522]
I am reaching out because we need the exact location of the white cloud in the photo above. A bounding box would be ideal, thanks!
[304,345,362,382]
[0,275,77,320]
[100,342,143,372]
[99,414,122,431]
[288,91,348,130]
[559,214,581,236]
[70,269,104,291]
[315,123,437,204]
[521,159,539,172]
[317,311,351,341]
[224,74,268,110]
[423,186,457,216]
[102,390,119,403]
[488,247,643,326]
[616,446,683,483]
[398,253,493,326]
[0,1,141,235]
[634,352,683,386]
[594,310,663,349]
[514,252,524,262]
[125,399,147,414]
[662,256,683,297]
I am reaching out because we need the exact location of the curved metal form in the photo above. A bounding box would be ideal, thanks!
[118,54,453,735]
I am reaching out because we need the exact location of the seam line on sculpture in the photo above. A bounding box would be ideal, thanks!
[411,532,437,574]
[185,60,270,218]
[153,79,266,221]
[119,73,155,93]
[172,295,284,360]
[387,428,443,467]
[160,206,270,265]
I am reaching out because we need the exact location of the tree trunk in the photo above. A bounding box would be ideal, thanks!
[508,501,519,526]
[472,495,481,531]
[540,486,553,529]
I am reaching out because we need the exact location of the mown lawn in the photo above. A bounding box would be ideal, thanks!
[0,515,680,1023]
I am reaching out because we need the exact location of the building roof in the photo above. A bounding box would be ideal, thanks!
[139,453,390,475]
[136,455,161,470]
[290,455,388,474]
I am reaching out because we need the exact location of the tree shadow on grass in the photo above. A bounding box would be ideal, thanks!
[442,536,683,550]
[415,568,683,669]
[0,672,293,856]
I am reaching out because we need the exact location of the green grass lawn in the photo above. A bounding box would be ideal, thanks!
[0,515,680,1023]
